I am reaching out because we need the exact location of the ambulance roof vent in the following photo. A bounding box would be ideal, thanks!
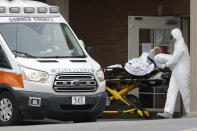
[0,7,6,13]
[9,7,20,13]
[24,7,34,13]
[50,7,59,13]
[37,7,47,13]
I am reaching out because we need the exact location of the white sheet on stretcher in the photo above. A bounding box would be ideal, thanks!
[107,53,167,76]
[124,52,154,76]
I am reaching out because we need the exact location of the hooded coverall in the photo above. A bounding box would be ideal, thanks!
[164,28,190,114]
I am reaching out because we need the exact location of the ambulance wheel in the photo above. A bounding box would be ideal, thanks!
[0,91,22,126]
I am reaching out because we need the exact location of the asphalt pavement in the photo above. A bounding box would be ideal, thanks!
[1,118,197,131]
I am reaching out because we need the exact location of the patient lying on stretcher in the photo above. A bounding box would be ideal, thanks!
[107,46,165,76]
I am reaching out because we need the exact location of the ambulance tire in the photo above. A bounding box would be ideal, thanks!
[73,114,98,123]
[0,91,22,126]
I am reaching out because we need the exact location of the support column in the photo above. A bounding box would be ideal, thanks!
[46,0,69,22]
[188,0,197,117]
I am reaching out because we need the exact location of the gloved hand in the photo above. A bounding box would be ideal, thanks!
[166,62,170,68]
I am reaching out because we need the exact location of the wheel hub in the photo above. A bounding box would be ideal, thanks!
[0,98,13,122]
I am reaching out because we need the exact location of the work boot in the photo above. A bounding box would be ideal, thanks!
[157,112,173,119]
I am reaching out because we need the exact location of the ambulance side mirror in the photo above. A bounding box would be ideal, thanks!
[79,40,94,58]
[87,47,94,59]
[79,40,85,49]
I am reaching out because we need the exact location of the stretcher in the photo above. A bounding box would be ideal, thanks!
[103,66,170,118]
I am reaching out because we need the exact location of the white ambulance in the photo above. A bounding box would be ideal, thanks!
[0,0,107,126]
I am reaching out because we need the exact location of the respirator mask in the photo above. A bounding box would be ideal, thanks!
[170,35,176,43]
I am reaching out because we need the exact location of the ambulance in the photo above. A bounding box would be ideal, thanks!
[0,0,107,126]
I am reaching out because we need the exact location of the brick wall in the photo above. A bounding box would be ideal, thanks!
[69,0,189,67]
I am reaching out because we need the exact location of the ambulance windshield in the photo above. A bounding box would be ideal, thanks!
[0,23,85,58]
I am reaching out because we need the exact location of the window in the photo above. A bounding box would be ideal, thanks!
[0,46,11,69]
[0,23,85,58]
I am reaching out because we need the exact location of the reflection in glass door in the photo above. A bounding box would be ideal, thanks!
[139,28,171,110]
[139,28,172,56]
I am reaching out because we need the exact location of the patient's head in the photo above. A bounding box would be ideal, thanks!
[152,45,162,56]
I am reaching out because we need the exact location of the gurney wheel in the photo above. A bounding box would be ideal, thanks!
[142,110,150,118]
[126,94,141,108]
[136,109,151,119]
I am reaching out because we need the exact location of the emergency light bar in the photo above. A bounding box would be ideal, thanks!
[9,7,20,13]
[24,7,34,13]
[0,7,5,13]
[0,6,59,16]
[37,7,47,13]
[50,7,59,13]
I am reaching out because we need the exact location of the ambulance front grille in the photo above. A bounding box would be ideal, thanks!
[53,74,98,92]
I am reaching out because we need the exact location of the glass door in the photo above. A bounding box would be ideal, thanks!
[128,16,180,111]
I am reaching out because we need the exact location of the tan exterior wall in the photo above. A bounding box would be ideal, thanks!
[188,0,197,117]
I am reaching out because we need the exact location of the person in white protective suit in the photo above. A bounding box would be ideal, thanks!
[156,28,190,119]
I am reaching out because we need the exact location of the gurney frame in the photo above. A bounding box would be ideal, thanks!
[103,67,163,118]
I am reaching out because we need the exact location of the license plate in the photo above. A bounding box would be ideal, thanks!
[72,96,86,105]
